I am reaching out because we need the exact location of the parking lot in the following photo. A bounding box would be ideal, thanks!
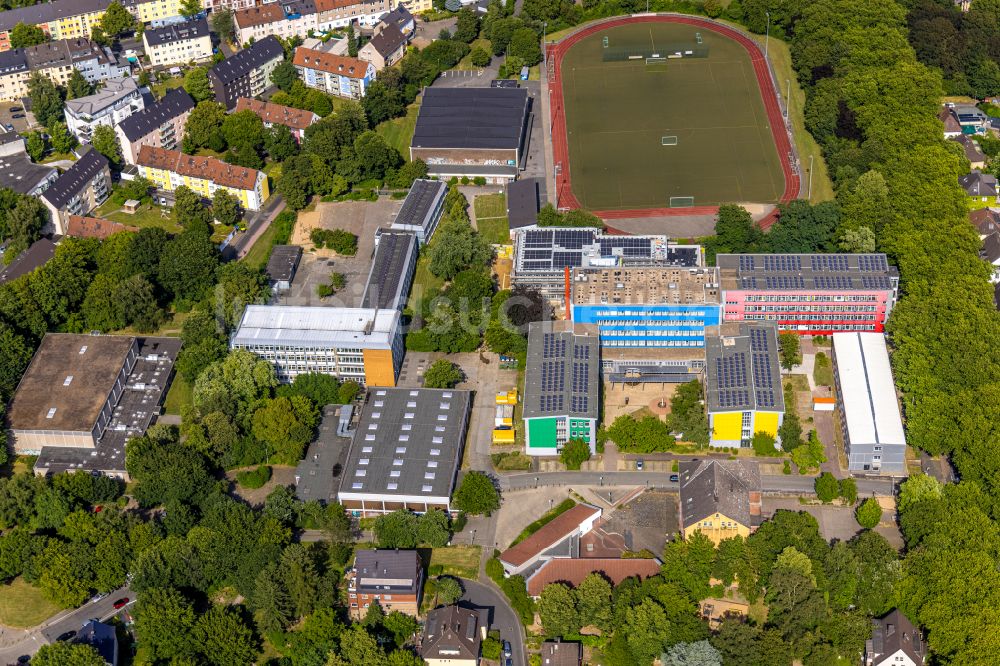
[0,102,32,133]
[603,490,679,553]
[278,198,404,307]
[763,497,904,549]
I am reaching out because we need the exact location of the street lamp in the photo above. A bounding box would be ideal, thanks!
[471,529,476,545]
[764,11,770,59]
[542,22,547,67]
[599,475,603,486]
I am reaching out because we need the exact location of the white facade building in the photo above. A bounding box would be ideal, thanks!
[64,77,145,143]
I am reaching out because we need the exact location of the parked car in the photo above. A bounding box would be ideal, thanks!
[503,640,512,658]
[112,597,130,609]
[636,460,644,470]
[11,113,24,119]
[56,630,76,642]
[669,474,679,482]
[91,592,107,603]
[3,124,12,131]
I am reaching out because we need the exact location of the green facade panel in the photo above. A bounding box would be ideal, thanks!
[527,418,559,450]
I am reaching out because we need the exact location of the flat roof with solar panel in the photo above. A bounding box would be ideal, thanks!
[523,321,600,421]
[705,322,784,414]
[514,228,702,277]
[717,253,899,291]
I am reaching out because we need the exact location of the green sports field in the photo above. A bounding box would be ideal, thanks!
[561,22,785,210]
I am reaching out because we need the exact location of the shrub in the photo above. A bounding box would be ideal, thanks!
[236,465,271,489]
[814,472,839,502]
[783,460,792,475]
[856,497,882,528]
[485,557,504,583]
[316,284,333,298]
[560,438,591,470]
[751,431,780,456]
[473,176,486,186]
[482,637,502,660]
[839,477,858,504]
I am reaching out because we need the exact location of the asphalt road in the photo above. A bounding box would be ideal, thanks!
[222,194,286,261]
[500,471,898,496]
[0,587,134,665]
[459,579,525,666]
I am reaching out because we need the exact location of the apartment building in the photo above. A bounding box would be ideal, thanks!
[234,1,318,45]
[234,98,319,142]
[347,550,423,619]
[40,149,111,235]
[358,21,407,70]
[679,459,762,545]
[64,77,145,143]
[230,305,404,385]
[293,47,375,99]
[396,0,432,15]
[0,152,58,197]
[382,4,415,36]
[142,18,213,67]
[136,145,270,211]
[115,88,194,165]
[315,0,391,31]
[0,39,128,102]
[208,36,284,109]
[201,0,257,13]
[716,253,900,335]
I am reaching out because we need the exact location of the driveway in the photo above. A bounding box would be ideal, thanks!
[459,579,526,666]
[225,194,286,261]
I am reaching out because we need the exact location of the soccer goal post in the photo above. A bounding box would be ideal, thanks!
[669,196,695,207]
[645,56,667,64]
[661,136,678,145]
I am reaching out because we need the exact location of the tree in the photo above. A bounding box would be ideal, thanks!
[539,583,579,638]
[264,124,298,161]
[751,431,780,456]
[211,8,235,44]
[135,587,197,662]
[0,323,32,398]
[173,185,212,228]
[183,100,226,152]
[184,67,213,102]
[49,122,77,154]
[815,472,839,502]
[91,124,122,166]
[856,498,882,528]
[66,69,93,100]
[347,21,357,57]
[82,273,126,331]
[663,640,722,666]
[27,73,64,128]
[778,332,801,370]
[180,0,202,18]
[222,109,265,151]
[250,565,292,633]
[352,130,401,180]
[509,27,541,65]
[373,510,418,549]
[194,605,260,666]
[559,438,590,471]
[435,576,463,606]
[469,46,491,67]
[31,642,106,666]
[897,473,943,513]
[452,471,500,515]
[839,477,858,505]
[271,60,299,92]
[574,572,612,631]
[778,411,803,451]
[24,130,46,162]
[158,226,220,304]
[423,359,463,388]
[251,396,320,463]
[97,0,137,40]
[212,189,242,227]
[454,8,480,43]
[9,22,45,48]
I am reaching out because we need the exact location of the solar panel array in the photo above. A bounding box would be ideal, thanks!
[810,255,851,272]
[571,395,589,412]
[539,395,564,411]
[763,255,802,272]
[540,361,565,391]
[573,345,590,360]
[739,255,756,271]
[599,237,652,257]
[764,275,806,290]
[542,334,566,359]
[531,328,597,417]
[554,229,594,249]
[814,275,855,290]
[861,276,892,290]
[740,277,758,289]
[857,254,888,272]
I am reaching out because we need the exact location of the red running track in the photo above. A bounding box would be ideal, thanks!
[546,14,801,230]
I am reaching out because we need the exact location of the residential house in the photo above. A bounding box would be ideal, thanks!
[951,103,987,134]
[143,18,213,67]
[938,106,962,138]
[864,610,926,666]
[293,47,375,99]
[64,77,145,143]
[40,149,111,235]
[0,238,56,285]
[960,169,998,204]
[540,641,582,666]
[0,153,58,196]
[77,620,118,666]
[421,605,485,666]
[66,215,138,239]
[234,1,318,45]
[358,22,407,70]
[208,36,284,109]
[136,145,270,211]
[950,134,987,169]
[678,459,762,545]
[347,549,423,619]
[397,0,432,15]
[115,88,194,165]
[983,232,1000,283]
[499,503,601,576]
[382,4,415,35]
[234,97,319,142]
[201,0,257,13]
[970,208,1000,238]
[315,0,391,31]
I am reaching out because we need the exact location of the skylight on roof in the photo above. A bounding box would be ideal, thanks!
[46,407,57,419]
[63,376,73,386]
[421,485,433,492]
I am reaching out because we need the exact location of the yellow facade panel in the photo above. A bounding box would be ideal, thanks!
[754,412,779,437]
[712,412,742,442]
[362,349,396,387]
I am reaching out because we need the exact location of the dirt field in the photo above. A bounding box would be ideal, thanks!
[603,380,678,422]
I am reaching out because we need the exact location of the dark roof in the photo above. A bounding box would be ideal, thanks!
[210,36,283,85]
[392,178,447,232]
[500,503,600,567]
[716,253,899,291]
[7,333,136,432]
[679,459,761,529]
[0,238,55,285]
[0,48,27,75]
[338,388,470,502]
[514,229,696,274]
[540,641,583,666]
[507,177,539,229]
[704,321,783,413]
[0,0,112,34]
[412,87,529,150]
[950,134,987,162]
[938,107,961,133]
[76,620,118,666]
[361,231,416,309]
[144,17,210,47]
[265,244,302,283]
[523,320,600,420]
[41,149,109,210]
[867,610,926,665]
[117,88,194,142]
[960,170,998,197]
[983,232,1000,264]
[422,606,483,662]
[383,4,414,29]
[353,549,421,594]
[0,153,56,195]
[367,23,407,58]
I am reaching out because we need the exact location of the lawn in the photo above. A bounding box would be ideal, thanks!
[405,250,446,316]
[474,193,507,219]
[95,199,182,234]
[0,578,61,628]
[163,374,193,415]
[152,76,185,99]
[376,102,420,158]
[430,545,482,579]
[813,352,834,387]
[477,217,510,245]
[457,38,492,70]
[242,218,280,269]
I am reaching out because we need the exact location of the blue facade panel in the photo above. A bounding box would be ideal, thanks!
[572,304,722,347]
